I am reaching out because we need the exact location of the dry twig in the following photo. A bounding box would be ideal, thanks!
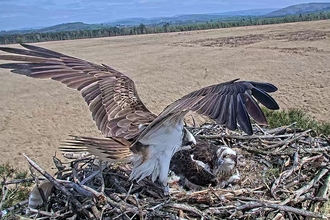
[0,123,329,219]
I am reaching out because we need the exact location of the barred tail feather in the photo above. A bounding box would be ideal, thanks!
[60,136,132,163]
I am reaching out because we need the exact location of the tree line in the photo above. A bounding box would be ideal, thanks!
[1,12,330,45]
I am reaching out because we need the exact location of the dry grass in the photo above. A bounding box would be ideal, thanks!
[0,20,330,170]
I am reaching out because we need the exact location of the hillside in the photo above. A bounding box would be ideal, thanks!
[2,3,330,36]
[0,22,109,36]
[266,2,330,17]
[106,8,277,26]
[36,22,107,32]
[0,9,277,35]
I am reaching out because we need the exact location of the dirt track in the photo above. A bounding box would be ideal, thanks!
[0,20,329,170]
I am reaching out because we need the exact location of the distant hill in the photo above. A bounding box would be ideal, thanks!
[0,9,276,36]
[212,8,278,16]
[107,8,277,27]
[106,14,234,27]
[37,22,107,32]
[266,2,330,17]
[2,3,330,36]
[0,22,109,36]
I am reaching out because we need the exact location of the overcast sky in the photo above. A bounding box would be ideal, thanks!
[1,0,329,31]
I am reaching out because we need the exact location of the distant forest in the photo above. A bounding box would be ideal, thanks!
[1,12,330,45]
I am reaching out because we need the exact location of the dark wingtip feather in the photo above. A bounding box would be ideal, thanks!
[0,62,38,69]
[250,81,278,93]
[0,63,32,75]
[0,63,14,69]
[252,87,280,110]
[225,95,237,131]
[20,43,40,51]
[244,93,268,125]
[228,78,240,84]
[237,95,253,135]
[0,47,19,54]
[20,43,68,58]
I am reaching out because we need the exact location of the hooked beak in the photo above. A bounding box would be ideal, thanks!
[184,127,196,146]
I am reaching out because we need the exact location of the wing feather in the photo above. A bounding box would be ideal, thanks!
[1,44,280,158]
[215,95,230,125]
[236,94,252,133]
[0,44,157,140]
[136,79,279,141]
[61,136,132,162]
[251,87,279,110]
[226,95,237,130]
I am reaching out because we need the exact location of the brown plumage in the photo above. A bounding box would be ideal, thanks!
[170,138,219,187]
[170,138,240,188]
[0,44,279,189]
[0,44,156,140]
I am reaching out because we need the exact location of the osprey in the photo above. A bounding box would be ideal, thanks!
[0,44,279,191]
[170,138,240,189]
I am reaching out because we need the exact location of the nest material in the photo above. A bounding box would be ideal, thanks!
[1,122,330,219]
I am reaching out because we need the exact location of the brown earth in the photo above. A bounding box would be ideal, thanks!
[0,20,330,170]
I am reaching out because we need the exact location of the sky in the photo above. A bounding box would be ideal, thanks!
[1,0,330,31]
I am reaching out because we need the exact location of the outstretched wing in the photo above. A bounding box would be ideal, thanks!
[0,44,156,140]
[136,79,279,142]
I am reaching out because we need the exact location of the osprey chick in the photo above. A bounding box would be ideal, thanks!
[170,139,240,189]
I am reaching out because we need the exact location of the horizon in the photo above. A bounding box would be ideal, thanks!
[1,1,330,31]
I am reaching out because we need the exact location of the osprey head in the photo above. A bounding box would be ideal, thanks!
[182,128,196,147]
[214,146,237,176]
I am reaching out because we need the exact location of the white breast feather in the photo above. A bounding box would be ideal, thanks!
[129,121,185,186]
[191,155,211,172]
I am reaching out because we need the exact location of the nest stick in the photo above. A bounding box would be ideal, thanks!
[22,154,83,211]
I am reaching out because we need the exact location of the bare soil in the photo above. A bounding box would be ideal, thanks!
[0,20,330,170]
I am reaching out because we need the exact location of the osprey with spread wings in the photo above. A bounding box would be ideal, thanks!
[0,44,279,190]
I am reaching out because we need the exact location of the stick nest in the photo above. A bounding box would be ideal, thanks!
[1,122,330,219]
